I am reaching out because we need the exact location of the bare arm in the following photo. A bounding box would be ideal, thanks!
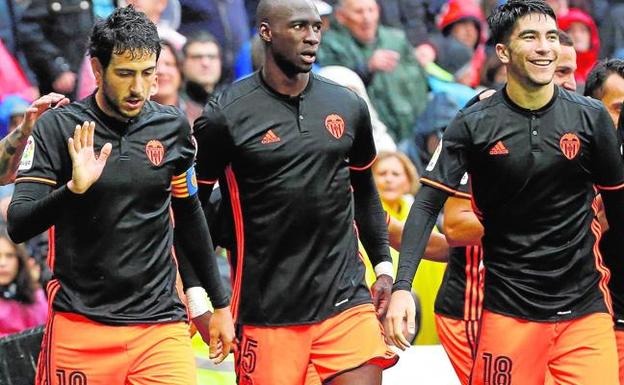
[443,196,484,247]
[388,216,449,261]
[0,93,70,185]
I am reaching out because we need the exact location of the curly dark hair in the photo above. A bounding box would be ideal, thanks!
[584,59,624,99]
[488,0,556,45]
[88,5,161,69]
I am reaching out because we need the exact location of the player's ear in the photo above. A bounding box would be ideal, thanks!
[495,43,510,64]
[259,22,272,43]
[91,58,104,87]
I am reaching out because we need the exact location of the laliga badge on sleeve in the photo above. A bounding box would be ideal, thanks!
[18,136,35,171]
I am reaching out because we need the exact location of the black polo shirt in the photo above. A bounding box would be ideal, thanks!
[15,95,194,325]
[423,86,624,321]
[193,72,377,326]
[435,174,484,321]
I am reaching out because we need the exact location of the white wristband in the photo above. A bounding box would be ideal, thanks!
[374,261,394,280]
[185,286,213,319]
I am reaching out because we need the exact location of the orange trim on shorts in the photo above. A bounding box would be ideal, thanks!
[591,218,613,314]
[36,279,61,385]
[225,165,244,322]
[463,246,483,322]
[14,176,57,186]
[47,226,55,271]
[421,177,459,195]
[349,155,377,171]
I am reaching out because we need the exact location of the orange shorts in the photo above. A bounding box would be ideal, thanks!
[615,329,624,385]
[435,314,479,385]
[235,303,398,385]
[471,311,618,385]
[36,312,196,385]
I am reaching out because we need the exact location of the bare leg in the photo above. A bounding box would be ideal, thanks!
[327,364,382,385]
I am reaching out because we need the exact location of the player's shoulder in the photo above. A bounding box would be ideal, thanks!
[558,87,604,112]
[143,100,187,121]
[31,98,91,138]
[456,90,505,121]
[212,73,263,111]
[311,72,363,103]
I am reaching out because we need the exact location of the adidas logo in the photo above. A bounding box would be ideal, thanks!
[261,129,281,144]
[489,140,509,155]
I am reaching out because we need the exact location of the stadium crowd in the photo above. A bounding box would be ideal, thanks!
[2,0,624,384]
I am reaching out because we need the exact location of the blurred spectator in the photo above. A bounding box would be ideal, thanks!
[558,8,600,88]
[584,59,624,126]
[318,66,397,152]
[318,0,428,142]
[0,95,28,139]
[599,0,624,59]
[17,0,95,98]
[0,233,47,337]
[400,92,460,176]
[554,30,578,92]
[437,0,487,88]
[377,0,436,66]
[480,51,506,89]
[181,32,223,123]
[0,40,37,102]
[178,0,250,83]
[427,35,478,107]
[0,0,20,55]
[92,0,117,18]
[152,41,187,114]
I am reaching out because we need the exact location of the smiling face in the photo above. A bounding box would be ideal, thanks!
[93,49,157,120]
[496,13,560,90]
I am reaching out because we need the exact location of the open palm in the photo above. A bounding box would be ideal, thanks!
[67,121,112,194]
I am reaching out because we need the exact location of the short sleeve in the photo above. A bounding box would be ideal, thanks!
[348,96,377,171]
[15,111,66,187]
[591,107,624,190]
[421,110,471,194]
[193,99,234,184]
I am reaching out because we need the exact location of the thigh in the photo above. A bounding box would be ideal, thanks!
[471,311,552,385]
[126,322,196,385]
[548,313,618,385]
[310,304,398,384]
[435,314,478,385]
[236,324,312,385]
[39,312,128,385]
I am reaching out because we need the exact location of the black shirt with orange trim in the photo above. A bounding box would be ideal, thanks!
[601,221,624,329]
[193,72,387,326]
[13,95,196,325]
[435,174,483,321]
[418,86,624,321]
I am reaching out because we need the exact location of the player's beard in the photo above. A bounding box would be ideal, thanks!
[102,81,142,120]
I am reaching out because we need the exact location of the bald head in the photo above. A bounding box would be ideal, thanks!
[256,0,318,27]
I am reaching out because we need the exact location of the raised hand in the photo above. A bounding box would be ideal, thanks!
[67,121,112,194]
[21,93,71,136]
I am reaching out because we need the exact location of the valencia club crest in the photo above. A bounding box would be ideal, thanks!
[559,133,580,160]
[325,114,345,139]
[145,140,165,166]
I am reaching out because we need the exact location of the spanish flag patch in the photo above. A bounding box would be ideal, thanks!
[171,166,199,198]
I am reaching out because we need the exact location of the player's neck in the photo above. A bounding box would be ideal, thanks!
[261,63,310,97]
[505,77,555,111]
